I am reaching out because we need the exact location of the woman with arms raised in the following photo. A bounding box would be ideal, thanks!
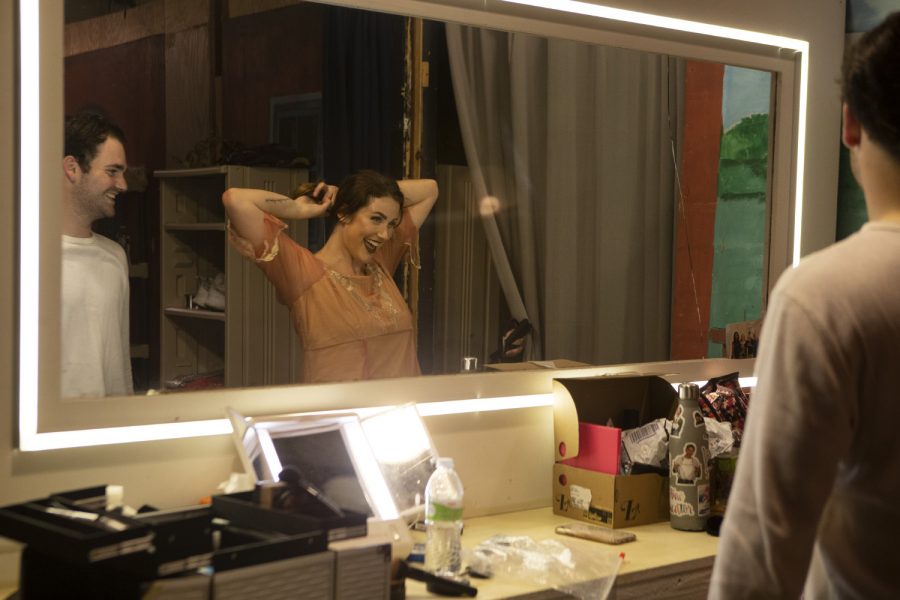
[223,170,438,383]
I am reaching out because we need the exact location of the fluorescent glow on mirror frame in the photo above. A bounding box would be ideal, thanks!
[415,394,554,416]
[18,381,758,451]
[500,0,809,265]
[19,0,41,452]
[20,420,234,452]
[256,428,283,481]
[343,419,401,520]
[18,395,557,451]
[361,405,433,465]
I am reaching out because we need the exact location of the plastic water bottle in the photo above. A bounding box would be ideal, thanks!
[424,457,464,577]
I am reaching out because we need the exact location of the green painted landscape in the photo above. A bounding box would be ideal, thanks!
[707,111,768,357]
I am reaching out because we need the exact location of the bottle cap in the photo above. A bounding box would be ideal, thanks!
[106,484,124,511]
[437,457,454,469]
[678,382,700,400]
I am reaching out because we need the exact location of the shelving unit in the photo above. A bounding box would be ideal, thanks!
[157,165,308,390]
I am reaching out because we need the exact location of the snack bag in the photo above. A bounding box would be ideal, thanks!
[699,372,750,446]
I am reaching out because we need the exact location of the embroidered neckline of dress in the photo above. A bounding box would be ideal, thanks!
[326,264,401,323]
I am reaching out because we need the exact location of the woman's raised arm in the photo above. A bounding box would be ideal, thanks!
[398,179,439,229]
[222,182,335,250]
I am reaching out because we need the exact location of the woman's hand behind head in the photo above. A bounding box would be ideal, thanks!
[293,181,337,219]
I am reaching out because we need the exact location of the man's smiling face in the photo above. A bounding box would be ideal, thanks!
[71,136,128,222]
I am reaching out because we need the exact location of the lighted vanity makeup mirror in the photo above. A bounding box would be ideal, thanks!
[17,0,823,451]
[228,403,437,521]
[226,407,401,521]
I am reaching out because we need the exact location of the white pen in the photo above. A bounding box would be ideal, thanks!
[43,505,129,532]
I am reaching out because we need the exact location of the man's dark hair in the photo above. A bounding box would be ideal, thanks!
[841,11,900,161]
[64,109,126,172]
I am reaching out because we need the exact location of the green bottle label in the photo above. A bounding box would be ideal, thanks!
[429,502,463,521]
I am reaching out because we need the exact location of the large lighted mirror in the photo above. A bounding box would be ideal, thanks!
[19,0,805,444]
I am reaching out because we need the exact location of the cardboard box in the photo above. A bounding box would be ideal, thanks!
[552,375,677,528]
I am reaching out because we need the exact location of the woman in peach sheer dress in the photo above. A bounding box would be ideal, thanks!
[223,170,438,383]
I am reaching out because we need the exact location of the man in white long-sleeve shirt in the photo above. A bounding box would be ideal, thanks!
[61,110,133,397]
[710,12,900,599]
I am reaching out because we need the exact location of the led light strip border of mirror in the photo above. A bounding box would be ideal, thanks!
[17,378,756,451]
[18,1,42,450]
[20,396,557,450]
[17,375,757,450]
[17,0,788,451]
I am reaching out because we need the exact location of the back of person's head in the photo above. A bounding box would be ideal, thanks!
[64,109,126,172]
[331,170,404,221]
[841,11,900,161]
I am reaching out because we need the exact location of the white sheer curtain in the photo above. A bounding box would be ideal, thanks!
[446,25,682,364]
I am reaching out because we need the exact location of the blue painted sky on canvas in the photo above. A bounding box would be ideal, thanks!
[722,66,771,131]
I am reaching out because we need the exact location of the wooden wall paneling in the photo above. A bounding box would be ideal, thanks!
[165,25,213,167]
[221,3,324,148]
[164,0,210,33]
[64,1,165,57]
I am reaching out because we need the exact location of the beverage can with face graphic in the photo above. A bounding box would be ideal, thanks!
[669,382,710,531]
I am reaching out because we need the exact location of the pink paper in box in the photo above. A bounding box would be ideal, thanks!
[560,421,621,475]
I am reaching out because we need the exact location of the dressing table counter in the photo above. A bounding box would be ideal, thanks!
[406,507,718,600]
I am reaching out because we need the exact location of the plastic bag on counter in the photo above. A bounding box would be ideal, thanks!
[620,418,669,474]
[467,534,623,600]
[704,417,735,458]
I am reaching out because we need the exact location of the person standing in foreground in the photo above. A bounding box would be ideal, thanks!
[61,110,133,397]
[709,13,900,599]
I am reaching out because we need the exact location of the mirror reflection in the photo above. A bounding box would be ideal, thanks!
[61,0,771,398]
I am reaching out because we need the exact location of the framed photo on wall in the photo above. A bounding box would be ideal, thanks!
[725,319,762,359]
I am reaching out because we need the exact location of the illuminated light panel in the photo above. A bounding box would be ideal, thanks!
[500,0,808,266]
[739,376,757,388]
[415,394,554,416]
[256,428,283,478]
[343,419,401,520]
[793,51,810,266]
[18,0,41,455]
[501,0,806,48]
[19,420,232,452]
[19,380,756,451]
[18,394,555,452]
[361,405,432,465]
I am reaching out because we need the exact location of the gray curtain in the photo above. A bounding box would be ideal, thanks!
[446,25,683,364]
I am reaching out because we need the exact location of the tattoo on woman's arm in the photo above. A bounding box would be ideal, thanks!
[264,197,291,205]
